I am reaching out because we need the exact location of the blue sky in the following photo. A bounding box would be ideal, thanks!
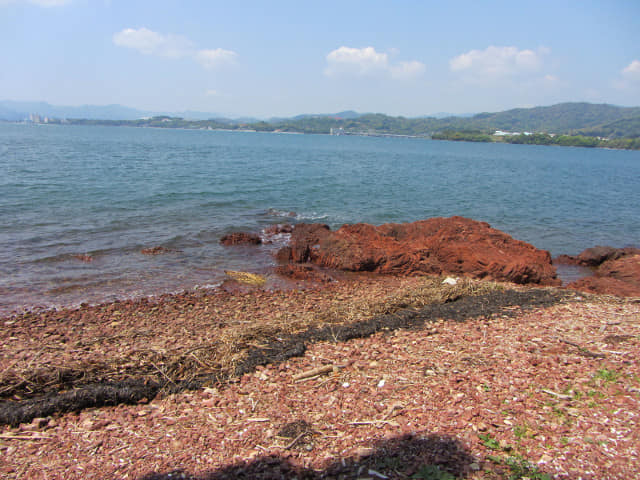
[2,0,640,118]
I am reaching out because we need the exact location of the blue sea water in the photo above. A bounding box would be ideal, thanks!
[1,123,639,314]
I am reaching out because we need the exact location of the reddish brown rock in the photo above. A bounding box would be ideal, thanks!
[563,249,640,297]
[286,223,331,263]
[141,246,176,255]
[220,232,262,246]
[599,254,640,286]
[566,275,640,297]
[274,264,334,283]
[279,217,560,286]
[555,246,640,267]
[263,224,293,235]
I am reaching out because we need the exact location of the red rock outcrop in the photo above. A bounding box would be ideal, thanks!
[567,254,640,297]
[220,232,262,246]
[278,217,560,286]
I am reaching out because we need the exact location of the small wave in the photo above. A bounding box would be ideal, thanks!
[194,282,222,290]
[265,207,329,221]
[265,208,297,218]
[295,212,330,221]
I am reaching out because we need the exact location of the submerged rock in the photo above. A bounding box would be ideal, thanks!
[278,216,560,286]
[141,246,177,255]
[220,232,262,246]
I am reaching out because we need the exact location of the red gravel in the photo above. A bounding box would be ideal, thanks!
[1,283,639,479]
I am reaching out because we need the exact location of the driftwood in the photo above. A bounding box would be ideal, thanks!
[292,365,341,382]
[560,338,606,358]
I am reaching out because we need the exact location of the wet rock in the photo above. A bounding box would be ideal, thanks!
[279,217,559,286]
[220,232,262,246]
[555,246,640,267]
[141,246,175,255]
[279,223,331,263]
[263,224,293,235]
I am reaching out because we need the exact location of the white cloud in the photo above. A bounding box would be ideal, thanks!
[325,46,424,80]
[325,46,389,76]
[622,60,640,80]
[112,27,193,58]
[113,27,237,70]
[450,45,547,80]
[195,49,237,69]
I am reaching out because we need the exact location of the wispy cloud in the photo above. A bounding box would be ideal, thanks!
[113,27,237,69]
[195,49,237,70]
[324,46,425,80]
[614,59,640,91]
[450,45,549,82]
[0,0,72,6]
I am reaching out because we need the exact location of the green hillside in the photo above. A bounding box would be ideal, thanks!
[51,102,640,147]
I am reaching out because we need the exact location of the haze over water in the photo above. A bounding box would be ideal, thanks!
[1,123,639,315]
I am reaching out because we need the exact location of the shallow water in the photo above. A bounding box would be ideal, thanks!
[1,123,638,314]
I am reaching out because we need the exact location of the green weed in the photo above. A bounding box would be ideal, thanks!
[594,369,618,383]
[411,464,456,480]
[478,433,501,450]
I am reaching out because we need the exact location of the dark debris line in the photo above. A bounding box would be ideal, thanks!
[0,288,575,426]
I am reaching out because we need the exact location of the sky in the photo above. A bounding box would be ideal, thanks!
[2,0,640,118]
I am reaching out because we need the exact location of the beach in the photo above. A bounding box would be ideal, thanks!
[1,273,639,479]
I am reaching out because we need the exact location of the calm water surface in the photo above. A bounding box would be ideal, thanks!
[1,123,638,314]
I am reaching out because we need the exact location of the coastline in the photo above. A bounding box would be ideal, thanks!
[2,211,640,477]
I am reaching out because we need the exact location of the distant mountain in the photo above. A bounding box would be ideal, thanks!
[269,110,364,123]
[0,100,151,121]
[0,101,238,122]
[0,104,23,121]
[424,112,476,119]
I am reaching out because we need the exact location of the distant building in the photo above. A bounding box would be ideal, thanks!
[494,130,527,136]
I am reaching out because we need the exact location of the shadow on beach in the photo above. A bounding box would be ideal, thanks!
[140,432,482,479]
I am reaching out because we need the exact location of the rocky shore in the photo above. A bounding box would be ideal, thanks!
[1,216,639,479]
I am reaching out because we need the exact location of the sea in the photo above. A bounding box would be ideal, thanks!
[1,123,639,315]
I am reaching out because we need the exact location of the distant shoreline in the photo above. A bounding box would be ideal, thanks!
[5,119,639,150]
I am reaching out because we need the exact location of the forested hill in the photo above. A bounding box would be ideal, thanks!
[36,102,640,140]
[459,102,640,134]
